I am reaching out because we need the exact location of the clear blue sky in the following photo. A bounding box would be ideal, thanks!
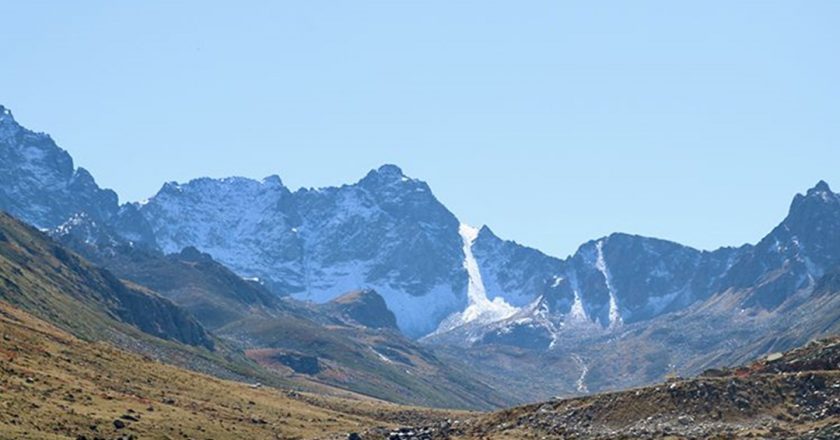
[2,1,838,257]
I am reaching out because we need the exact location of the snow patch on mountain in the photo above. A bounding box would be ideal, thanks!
[459,224,519,323]
[142,176,299,287]
[594,239,622,327]
[568,273,589,323]
[290,258,463,337]
[572,354,589,393]
[370,347,394,364]
[431,225,520,335]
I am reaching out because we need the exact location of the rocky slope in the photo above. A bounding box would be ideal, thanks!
[0,106,118,230]
[324,289,400,330]
[350,337,839,440]
[462,337,840,440]
[0,212,212,349]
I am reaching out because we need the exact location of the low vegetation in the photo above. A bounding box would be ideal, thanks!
[0,301,464,440]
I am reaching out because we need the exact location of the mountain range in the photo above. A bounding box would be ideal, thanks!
[1,103,838,403]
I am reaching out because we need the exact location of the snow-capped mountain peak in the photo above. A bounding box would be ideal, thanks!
[1,105,838,348]
[0,106,119,229]
[133,164,466,337]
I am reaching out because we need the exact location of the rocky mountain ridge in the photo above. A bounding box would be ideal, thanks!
[429,181,840,350]
[134,165,467,337]
[0,105,837,397]
[0,211,213,350]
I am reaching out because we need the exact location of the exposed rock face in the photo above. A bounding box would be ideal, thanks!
[0,106,119,230]
[721,180,840,309]
[566,234,727,326]
[327,289,399,330]
[273,352,321,375]
[431,181,840,350]
[134,165,467,337]
[0,107,463,337]
[138,175,302,293]
[470,226,564,308]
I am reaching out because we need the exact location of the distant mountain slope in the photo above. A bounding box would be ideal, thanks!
[3,103,836,345]
[429,181,840,352]
[136,165,468,337]
[0,211,324,392]
[57,236,285,331]
[227,310,514,410]
[0,211,211,349]
[51,216,512,410]
[426,182,840,401]
[210,285,514,410]
[0,105,156,247]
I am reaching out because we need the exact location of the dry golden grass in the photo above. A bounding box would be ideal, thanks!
[0,301,462,440]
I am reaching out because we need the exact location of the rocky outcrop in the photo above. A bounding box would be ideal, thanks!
[326,289,399,330]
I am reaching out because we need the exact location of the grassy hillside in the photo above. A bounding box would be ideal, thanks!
[220,310,513,410]
[0,212,294,386]
[0,212,211,348]
[3,293,836,440]
[0,300,464,440]
[63,242,284,331]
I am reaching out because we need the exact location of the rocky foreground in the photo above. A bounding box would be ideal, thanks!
[342,337,839,440]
